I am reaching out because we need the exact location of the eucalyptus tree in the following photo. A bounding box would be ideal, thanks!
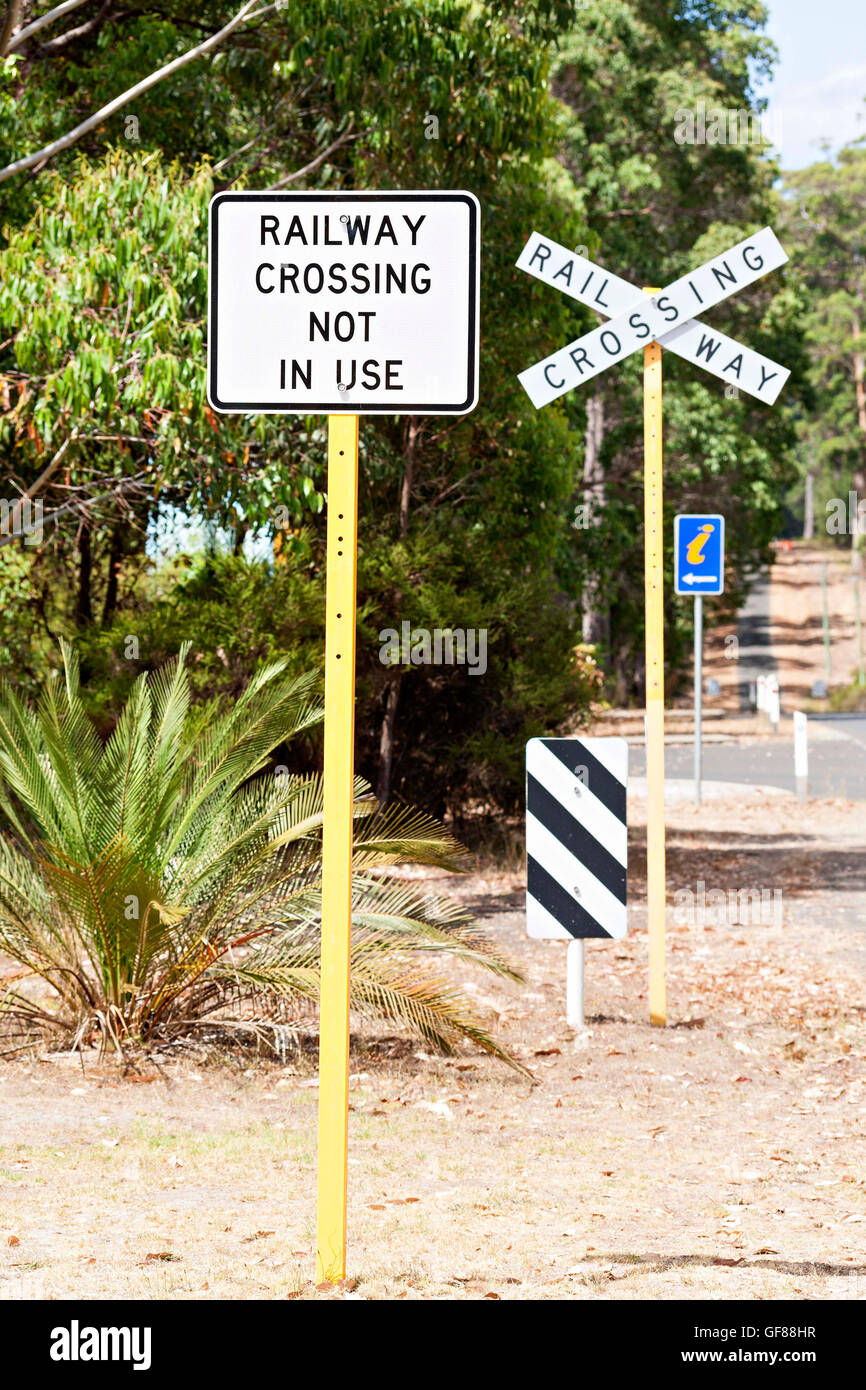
[782,140,866,553]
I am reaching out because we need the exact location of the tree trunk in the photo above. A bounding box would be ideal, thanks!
[102,523,123,626]
[0,2,22,58]
[233,517,250,556]
[75,521,93,626]
[376,672,402,803]
[398,416,419,538]
[803,470,815,540]
[852,316,866,555]
[581,383,609,648]
[376,417,420,803]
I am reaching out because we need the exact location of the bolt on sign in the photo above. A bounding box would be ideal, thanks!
[207,191,480,1286]
[516,226,790,1028]
[208,192,479,414]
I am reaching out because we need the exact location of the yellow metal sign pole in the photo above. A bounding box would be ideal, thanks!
[316,413,360,1282]
[643,290,667,1027]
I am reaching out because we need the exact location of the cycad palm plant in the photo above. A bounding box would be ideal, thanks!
[0,644,522,1067]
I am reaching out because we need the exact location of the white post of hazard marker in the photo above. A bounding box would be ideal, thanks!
[526,737,628,1028]
[517,227,790,1027]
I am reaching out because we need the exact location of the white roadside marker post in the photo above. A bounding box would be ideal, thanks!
[767,676,781,730]
[794,710,808,802]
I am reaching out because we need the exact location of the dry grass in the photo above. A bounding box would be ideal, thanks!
[2,792,865,1301]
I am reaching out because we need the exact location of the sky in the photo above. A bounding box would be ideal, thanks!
[759,0,866,169]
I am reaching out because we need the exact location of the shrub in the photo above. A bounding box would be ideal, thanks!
[0,644,523,1068]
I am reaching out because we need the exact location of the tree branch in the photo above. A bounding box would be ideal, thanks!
[33,0,114,55]
[5,0,88,54]
[0,0,261,184]
[267,120,356,190]
[20,432,76,500]
[0,0,23,56]
[0,469,150,549]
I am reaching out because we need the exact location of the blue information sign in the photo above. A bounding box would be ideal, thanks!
[674,514,725,596]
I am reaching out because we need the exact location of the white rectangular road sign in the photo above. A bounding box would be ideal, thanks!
[526,736,628,940]
[208,191,479,415]
[517,227,789,408]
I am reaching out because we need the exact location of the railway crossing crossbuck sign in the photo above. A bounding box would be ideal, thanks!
[516,227,789,407]
[517,225,790,1026]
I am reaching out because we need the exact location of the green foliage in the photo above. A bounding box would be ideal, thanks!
[0,0,815,812]
[0,644,524,1066]
[829,674,866,712]
[0,152,209,454]
[355,531,591,814]
[547,0,805,691]
[781,141,866,542]
[1,0,595,814]
[77,541,326,727]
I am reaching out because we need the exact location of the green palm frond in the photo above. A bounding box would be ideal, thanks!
[215,933,528,1075]
[0,680,67,851]
[348,875,521,979]
[351,801,470,871]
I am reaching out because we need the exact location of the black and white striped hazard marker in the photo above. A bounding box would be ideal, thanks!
[526,737,628,940]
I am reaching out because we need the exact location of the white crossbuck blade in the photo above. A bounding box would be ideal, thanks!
[516,226,790,407]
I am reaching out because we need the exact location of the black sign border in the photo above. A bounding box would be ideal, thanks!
[208,191,479,416]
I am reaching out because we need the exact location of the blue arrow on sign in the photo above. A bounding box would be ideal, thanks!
[674,515,725,596]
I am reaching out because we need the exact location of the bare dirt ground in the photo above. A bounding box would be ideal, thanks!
[698,540,864,713]
[765,543,864,704]
[2,542,864,1302]
[2,788,864,1303]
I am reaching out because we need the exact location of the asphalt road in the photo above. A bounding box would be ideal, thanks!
[628,715,866,800]
[735,568,776,708]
